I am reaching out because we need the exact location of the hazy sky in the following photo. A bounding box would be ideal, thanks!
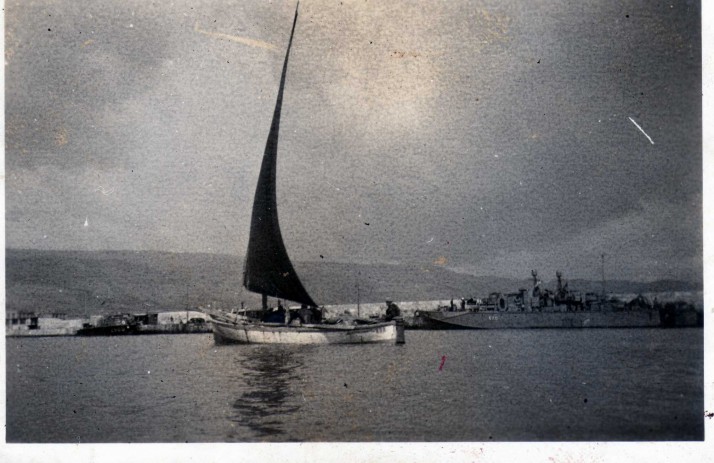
[5,0,702,282]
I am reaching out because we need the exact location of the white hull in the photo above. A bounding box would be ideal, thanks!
[210,317,404,345]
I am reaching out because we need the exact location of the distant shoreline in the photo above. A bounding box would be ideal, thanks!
[6,248,702,318]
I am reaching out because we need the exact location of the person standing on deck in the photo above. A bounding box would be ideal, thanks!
[385,301,401,321]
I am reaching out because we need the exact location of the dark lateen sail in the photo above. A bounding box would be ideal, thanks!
[209,3,403,345]
[243,4,316,308]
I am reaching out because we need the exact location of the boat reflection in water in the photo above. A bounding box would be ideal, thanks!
[231,346,303,438]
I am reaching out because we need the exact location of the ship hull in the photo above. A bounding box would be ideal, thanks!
[76,323,212,336]
[76,324,136,336]
[210,317,404,344]
[415,310,664,329]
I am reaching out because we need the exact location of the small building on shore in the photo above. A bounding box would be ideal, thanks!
[6,312,86,337]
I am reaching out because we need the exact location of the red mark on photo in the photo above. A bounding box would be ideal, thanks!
[438,355,446,371]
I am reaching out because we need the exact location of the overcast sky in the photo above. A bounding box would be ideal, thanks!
[5,0,702,282]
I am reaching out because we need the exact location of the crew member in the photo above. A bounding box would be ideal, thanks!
[385,300,401,321]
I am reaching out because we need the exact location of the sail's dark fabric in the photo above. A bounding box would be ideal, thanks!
[243,5,317,307]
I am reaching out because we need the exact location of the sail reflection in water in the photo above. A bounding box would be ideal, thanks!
[231,346,304,438]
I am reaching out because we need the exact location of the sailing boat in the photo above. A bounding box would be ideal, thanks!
[209,4,404,345]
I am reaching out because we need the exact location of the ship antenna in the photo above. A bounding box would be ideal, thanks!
[556,271,563,292]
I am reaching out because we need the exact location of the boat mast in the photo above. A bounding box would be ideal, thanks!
[601,253,606,299]
[260,6,298,315]
[356,273,361,318]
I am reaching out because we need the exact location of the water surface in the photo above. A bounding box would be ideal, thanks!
[6,329,703,442]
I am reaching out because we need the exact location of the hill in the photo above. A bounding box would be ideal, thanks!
[5,249,702,317]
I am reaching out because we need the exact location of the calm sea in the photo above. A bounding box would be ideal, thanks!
[6,329,703,442]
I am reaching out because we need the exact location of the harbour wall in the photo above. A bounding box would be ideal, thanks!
[6,310,211,337]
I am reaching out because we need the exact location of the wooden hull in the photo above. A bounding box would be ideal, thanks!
[210,317,404,344]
